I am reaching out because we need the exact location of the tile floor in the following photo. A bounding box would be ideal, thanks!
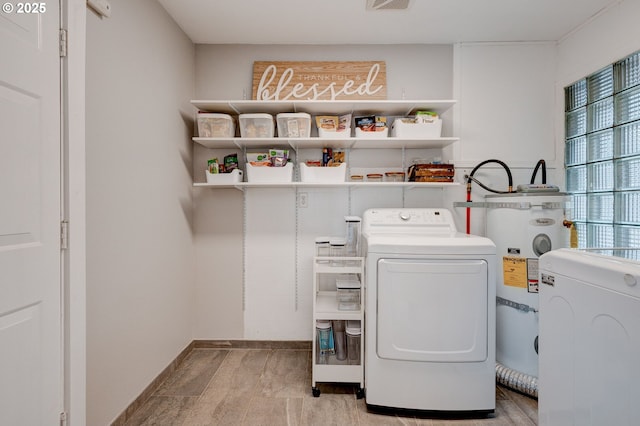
[123,348,538,425]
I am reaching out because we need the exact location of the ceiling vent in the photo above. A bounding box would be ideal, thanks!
[366,0,411,11]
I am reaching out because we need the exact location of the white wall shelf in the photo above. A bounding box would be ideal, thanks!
[192,99,459,188]
[191,99,456,117]
[193,181,461,190]
[193,136,458,150]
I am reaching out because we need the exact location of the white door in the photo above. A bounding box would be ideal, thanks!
[0,2,62,425]
[376,258,488,362]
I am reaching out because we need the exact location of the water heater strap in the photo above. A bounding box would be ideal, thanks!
[496,296,538,314]
[454,201,565,210]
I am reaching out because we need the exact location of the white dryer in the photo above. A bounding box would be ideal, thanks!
[362,208,496,412]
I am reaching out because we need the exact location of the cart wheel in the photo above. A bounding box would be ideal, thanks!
[356,387,365,399]
[312,387,320,397]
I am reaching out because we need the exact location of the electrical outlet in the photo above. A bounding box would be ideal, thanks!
[298,192,308,208]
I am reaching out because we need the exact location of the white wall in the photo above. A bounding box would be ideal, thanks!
[452,42,559,235]
[64,1,88,424]
[557,0,640,87]
[193,45,455,340]
[192,43,559,339]
[454,42,558,168]
[85,1,195,424]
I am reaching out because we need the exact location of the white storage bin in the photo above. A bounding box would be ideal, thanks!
[299,162,347,183]
[205,168,243,184]
[391,118,442,138]
[277,113,311,138]
[197,113,235,138]
[246,162,293,183]
[355,127,388,138]
[239,113,275,138]
[318,128,352,139]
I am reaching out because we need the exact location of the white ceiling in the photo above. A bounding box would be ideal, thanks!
[157,0,618,45]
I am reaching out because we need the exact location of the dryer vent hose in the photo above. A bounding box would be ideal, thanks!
[495,362,538,398]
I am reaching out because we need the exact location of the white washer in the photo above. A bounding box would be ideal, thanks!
[362,208,497,412]
[539,249,640,426]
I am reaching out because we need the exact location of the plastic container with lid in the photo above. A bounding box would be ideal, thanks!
[277,112,311,138]
[315,236,330,257]
[197,113,235,138]
[346,320,362,365]
[316,320,335,364]
[385,172,406,182]
[330,237,346,266]
[336,275,361,311]
[344,216,361,257]
[239,113,275,138]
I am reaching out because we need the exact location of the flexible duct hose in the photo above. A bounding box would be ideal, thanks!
[465,159,514,234]
[496,362,538,398]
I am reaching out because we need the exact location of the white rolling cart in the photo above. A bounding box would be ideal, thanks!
[311,256,365,398]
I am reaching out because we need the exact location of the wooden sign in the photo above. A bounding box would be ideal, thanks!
[252,61,387,101]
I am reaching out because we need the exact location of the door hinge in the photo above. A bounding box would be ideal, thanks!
[61,220,69,250]
[59,29,67,57]
[60,412,67,426]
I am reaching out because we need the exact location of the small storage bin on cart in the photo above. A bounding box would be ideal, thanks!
[299,162,347,183]
[246,162,293,183]
[391,118,442,138]
[205,168,243,184]
[277,113,311,138]
[239,113,275,138]
[197,113,235,137]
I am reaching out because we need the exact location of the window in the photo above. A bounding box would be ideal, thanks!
[565,50,640,260]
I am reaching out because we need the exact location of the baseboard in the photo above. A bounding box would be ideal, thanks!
[194,339,311,350]
[110,341,195,426]
[109,339,311,425]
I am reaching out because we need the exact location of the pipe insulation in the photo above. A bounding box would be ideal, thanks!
[495,362,538,398]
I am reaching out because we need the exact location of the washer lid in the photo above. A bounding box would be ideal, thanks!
[365,233,496,255]
[539,248,640,297]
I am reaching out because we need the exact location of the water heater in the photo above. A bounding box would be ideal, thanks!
[485,192,571,378]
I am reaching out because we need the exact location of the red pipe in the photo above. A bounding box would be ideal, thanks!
[466,184,472,234]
